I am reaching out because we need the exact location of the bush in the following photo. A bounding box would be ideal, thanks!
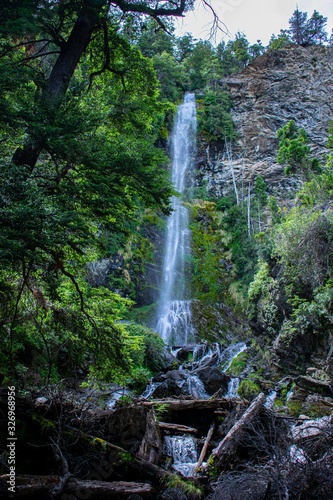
[124,323,165,373]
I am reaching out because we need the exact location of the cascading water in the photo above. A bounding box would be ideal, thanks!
[163,435,199,477]
[156,93,197,345]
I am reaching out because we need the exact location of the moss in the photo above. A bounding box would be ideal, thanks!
[237,379,261,400]
[287,400,303,417]
[206,455,219,479]
[31,414,56,432]
[165,475,204,499]
[226,351,248,376]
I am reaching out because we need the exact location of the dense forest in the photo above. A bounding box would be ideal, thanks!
[0,1,333,498]
[1,1,331,386]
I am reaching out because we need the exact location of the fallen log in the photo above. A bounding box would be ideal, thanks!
[0,475,155,499]
[212,392,266,469]
[159,422,198,434]
[137,408,162,464]
[196,421,216,471]
[142,398,243,412]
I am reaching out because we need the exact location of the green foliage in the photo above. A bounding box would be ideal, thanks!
[254,175,268,207]
[288,9,328,46]
[226,351,248,376]
[127,366,151,393]
[183,40,217,89]
[216,32,264,77]
[124,323,165,373]
[197,88,236,142]
[164,475,204,499]
[154,403,169,421]
[0,1,183,383]
[190,200,230,303]
[273,210,333,297]
[153,52,187,102]
[221,202,258,285]
[287,400,303,417]
[280,282,333,343]
[268,30,291,50]
[277,120,310,174]
[237,379,261,400]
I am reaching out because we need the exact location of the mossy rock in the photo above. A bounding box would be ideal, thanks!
[237,379,261,400]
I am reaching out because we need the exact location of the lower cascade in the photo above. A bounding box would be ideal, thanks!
[163,435,199,477]
[141,341,247,400]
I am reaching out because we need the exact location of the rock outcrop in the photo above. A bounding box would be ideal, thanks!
[197,45,333,199]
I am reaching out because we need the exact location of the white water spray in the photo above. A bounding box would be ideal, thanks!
[156,93,197,345]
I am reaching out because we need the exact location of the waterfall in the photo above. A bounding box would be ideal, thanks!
[163,435,198,477]
[156,93,197,345]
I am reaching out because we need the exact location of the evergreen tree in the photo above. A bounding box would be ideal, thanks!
[288,8,328,46]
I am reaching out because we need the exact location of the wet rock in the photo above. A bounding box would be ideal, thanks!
[291,415,332,441]
[195,367,230,395]
[306,367,331,382]
[161,348,179,371]
[150,370,190,398]
[176,346,195,362]
[295,375,332,397]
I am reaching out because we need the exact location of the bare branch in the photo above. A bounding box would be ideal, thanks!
[201,0,229,40]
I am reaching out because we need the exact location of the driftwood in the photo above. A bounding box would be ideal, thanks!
[137,408,162,464]
[159,422,198,434]
[196,421,216,470]
[0,475,155,499]
[212,392,266,469]
[143,398,242,412]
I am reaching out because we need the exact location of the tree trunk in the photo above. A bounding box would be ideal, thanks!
[44,2,104,106]
[0,475,155,499]
[137,408,163,464]
[159,422,198,434]
[142,398,242,412]
[212,392,266,469]
[196,421,215,470]
[13,1,104,169]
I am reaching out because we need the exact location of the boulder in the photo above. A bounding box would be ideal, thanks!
[295,375,332,397]
[150,370,190,398]
[195,367,230,395]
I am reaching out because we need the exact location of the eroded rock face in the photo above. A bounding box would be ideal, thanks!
[197,45,333,199]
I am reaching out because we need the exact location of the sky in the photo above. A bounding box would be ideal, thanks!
[174,0,333,45]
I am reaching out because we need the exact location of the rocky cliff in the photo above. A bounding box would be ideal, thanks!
[197,45,333,198]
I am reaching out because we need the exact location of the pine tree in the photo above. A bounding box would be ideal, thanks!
[288,8,328,46]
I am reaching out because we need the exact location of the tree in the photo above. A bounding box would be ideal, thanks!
[288,8,328,46]
[3,1,194,169]
[277,120,310,174]
[268,30,291,50]
[183,39,216,89]
[0,0,202,381]
[216,32,253,77]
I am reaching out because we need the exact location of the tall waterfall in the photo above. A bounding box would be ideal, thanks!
[156,93,197,345]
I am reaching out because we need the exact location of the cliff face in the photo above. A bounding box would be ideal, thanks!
[198,45,333,198]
